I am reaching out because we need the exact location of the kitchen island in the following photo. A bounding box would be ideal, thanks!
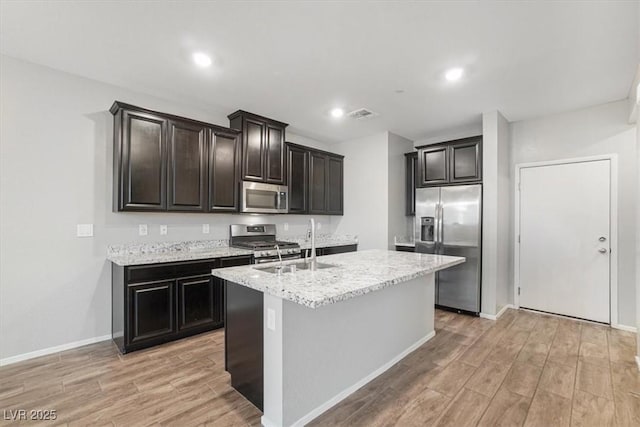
[212,249,464,427]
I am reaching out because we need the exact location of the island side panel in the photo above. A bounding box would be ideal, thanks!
[271,274,435,426]
[225,281,264,410]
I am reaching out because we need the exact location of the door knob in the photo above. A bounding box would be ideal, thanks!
[598,248,608,254]
[598,237,606,242]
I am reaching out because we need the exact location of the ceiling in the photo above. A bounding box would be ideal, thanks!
[1,1,638,143]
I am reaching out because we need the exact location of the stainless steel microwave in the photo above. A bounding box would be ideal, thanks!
[241,181,288,214]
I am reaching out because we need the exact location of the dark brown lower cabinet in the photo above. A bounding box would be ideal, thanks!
[177,276,221,331]
[128,281,175,345]
[112,255,252,354]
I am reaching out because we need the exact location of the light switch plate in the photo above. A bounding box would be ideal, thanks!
[76,224,93,237]
[202,224,210,234]
[283,222,289,231]
[267,309,276,331]
[139,224,148,236]
[160,225,168,235]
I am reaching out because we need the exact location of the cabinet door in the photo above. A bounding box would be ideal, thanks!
[405,152,417,215]
[326,156,343,215]
[120,111,167,210]
[209,131,240,212]
[167,120,207,211]
[418,146,449,186]
[178,276,220,330]
[128,281,175,345]
[450,139,482,182]
[265,125,285,184]
[308,153,327,213]
[287,145,308,213]
[242,118,266,182]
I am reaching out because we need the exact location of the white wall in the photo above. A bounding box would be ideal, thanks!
[387,133,415,248]
[0,55,336,361]
[510,99,637,327]
[333,132,389,250]
[481,111,512,316]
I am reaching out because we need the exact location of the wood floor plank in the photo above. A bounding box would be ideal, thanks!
[571,389,615,427]
[614,389,640,426]
[478,387,531,427]
[502,360,543,398]
[464,360,511,398]
[537,360,577,399]
[524,389,572,427]
[426,360,476,397]
[610,361,640,394]
[576,360,614,400]
[434,388,491,427]
[578,341,609,367]
[394,388,451,427]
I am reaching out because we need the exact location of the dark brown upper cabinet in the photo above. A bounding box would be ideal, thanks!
[405,152,417,215]
[419,145,449,186]
[167,120,208,212]
[111,101,240,213]
[326,156,344,215]
[228,111,288,185]
[287,142,344,215]
[416,136,482,187]
[113,108,168,211]
[287,144,309,213]
[209,130,241,212]
[449,138,482,182]
[309,152,327,214]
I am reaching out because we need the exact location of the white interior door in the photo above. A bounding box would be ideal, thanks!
[519,160,610,323]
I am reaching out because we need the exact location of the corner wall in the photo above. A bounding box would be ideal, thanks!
[388,133,416,248]
[333,132,389,250]
[481,111,512,316]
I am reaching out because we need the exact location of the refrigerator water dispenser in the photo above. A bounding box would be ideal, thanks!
[420,217,434,242]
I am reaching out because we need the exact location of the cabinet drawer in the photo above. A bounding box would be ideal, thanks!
[126,259,219,283]
[218,255,253,268]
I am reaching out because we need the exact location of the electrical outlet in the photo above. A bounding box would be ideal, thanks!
[267,309,276,331]
[138,224,148,236]
[160,225,168,235]
[283,222,289,231]
[202,224,210,234]
[317,222,322,230]
[76,224,93,237]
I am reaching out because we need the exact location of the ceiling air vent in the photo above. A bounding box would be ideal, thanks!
[347,108,379,120]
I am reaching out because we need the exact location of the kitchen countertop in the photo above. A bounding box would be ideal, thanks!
[211,249,464,309]
[106,235,359,266]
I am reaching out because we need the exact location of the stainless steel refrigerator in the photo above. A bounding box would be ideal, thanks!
[414,184,482,314]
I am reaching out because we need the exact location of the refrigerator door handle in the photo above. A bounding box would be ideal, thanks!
[435,203,442,248]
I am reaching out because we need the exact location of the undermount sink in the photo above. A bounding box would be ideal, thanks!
[254,261,337,274]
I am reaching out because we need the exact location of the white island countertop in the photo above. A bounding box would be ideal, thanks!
[212,249,464,308]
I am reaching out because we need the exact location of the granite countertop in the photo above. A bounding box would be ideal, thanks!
[211,249,464,309]
[107,235,359,266]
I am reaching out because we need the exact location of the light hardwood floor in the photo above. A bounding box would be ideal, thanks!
[1,309,638,426]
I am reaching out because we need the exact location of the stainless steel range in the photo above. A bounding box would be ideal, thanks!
[229,224,301,264]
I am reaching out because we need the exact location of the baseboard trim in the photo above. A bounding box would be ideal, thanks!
[480,304,514,321]
[271,329,437,427]
[611,323,638,333]
[0,334,112,366]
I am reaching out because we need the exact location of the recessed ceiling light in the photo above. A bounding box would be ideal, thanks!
[330,108,345,118]
[445,67,464,82]
[192,52,212,68]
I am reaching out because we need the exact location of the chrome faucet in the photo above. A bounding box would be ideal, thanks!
[307,218,317,268]
[275,244,284,274]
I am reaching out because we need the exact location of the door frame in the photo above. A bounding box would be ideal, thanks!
[513,154,619,326]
